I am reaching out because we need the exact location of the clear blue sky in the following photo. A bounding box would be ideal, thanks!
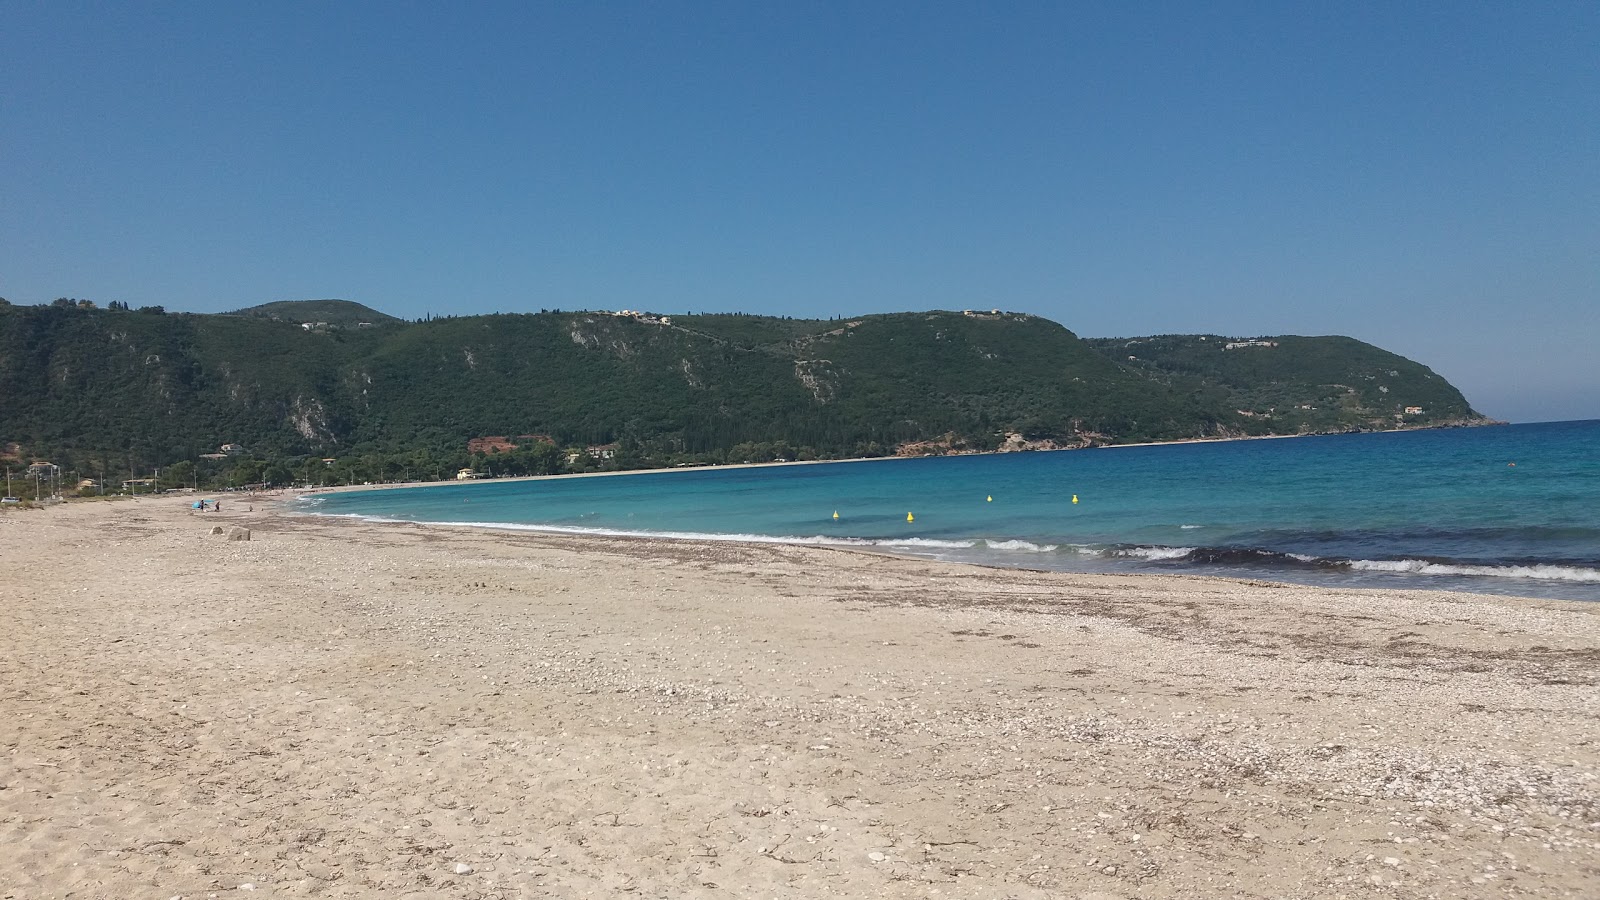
[4,2,1595,422]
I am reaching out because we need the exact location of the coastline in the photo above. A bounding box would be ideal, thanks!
[3,499,1595,897]
[303,418,1511,498]
[298,451,916,496]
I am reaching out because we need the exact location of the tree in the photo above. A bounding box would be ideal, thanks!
[299,458,331,486]
[228,458,264,487]
[162,460,196,490]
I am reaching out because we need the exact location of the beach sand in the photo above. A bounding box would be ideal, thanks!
[2,500,1595,899]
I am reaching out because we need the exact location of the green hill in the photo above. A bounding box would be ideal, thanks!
[0,302,1490,485]
[227,299,401,327]
[1081,334,1481,433]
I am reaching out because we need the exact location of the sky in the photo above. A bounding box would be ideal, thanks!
[3,2,1596,422]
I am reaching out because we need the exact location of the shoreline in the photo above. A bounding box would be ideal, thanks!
[293,502,1600,614]
[284,505,1600,604]
[300,419,1511,497]
[44,480,1587,604]
[3,499,1596,896]
[54,484,1600,603]
[286,487,1600,605]
[297,451,917,496]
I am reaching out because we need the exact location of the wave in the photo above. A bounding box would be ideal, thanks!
[1347,559,1600,583]
[983,539,1059,552]
[293,509,1600,588]
[1091,543,1600,585]
[1107,545,1196,561]
[877,537,981,549]
[299,514,988,552]
[1228,523,1600,550]
[435,520,861,545]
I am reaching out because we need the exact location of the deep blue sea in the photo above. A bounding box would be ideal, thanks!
[297,421,1600,601]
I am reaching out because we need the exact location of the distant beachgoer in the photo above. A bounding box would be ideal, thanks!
[215,501,222,512]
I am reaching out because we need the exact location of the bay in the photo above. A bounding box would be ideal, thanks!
[297,420,1600,601]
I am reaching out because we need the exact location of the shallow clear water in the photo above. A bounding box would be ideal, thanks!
[298,420,1600,601]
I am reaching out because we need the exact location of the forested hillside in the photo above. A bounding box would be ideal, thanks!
[1082,334,1482,434]
[228,298,401,327]
[0,300,1489,489]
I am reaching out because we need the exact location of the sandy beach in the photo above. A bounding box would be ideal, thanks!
[2,500,1596,899]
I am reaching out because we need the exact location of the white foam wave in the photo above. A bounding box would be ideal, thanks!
[1348,559,1600,583]
[430,520,827,544]
[295,509,1600,587]
[983,539,1059,552]
[874,537,980,549]
[1112,546,1195,561]
[1179,524,1204,530]
[337,518,982,552]
[295,511,411,524]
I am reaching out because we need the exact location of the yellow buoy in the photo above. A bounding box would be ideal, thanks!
[907,512,915,522]
[1072,494,1079,504]
[986,495,992,502]
[832,510,839,520]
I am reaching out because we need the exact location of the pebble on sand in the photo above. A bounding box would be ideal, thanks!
[454,863,475,875]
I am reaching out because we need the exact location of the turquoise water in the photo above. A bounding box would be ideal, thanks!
[298,421,1600,601]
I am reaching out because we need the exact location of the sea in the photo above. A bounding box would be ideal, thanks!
[295,420,1600,602]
